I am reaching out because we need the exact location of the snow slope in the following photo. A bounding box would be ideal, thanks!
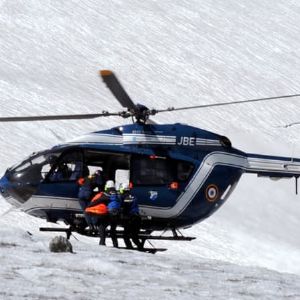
[1,0,300,298]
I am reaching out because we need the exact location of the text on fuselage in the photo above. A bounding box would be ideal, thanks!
[177,137,196,146]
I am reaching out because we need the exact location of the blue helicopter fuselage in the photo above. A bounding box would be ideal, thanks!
[2,122,300,231]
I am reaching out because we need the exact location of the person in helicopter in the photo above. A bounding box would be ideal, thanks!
[49,161,72,181]
[85,180,120,247]
[119,182,142,250]
[70,161,90,180]
[77,169,104,229]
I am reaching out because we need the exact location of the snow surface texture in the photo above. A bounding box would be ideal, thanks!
[1,0,300,299]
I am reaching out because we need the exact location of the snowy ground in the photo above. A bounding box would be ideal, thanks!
[1,0,300,299]
[1,224,300,300]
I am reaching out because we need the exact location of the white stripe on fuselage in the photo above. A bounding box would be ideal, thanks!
[66,133,222,147]
[123,134,176,145]
[67,133,123,145]
[21,195,81,214]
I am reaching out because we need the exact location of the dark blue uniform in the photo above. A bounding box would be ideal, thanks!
[121,193,142,249]
[78,173,104,227]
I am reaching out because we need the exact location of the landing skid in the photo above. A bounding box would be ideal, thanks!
[117,247,167,254]
[39,226,196,247]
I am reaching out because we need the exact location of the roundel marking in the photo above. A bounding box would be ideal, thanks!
[205,184,219,202]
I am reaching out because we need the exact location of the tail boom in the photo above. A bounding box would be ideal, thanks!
[246,153,300,178]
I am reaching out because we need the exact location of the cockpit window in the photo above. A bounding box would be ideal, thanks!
[11,150,60,174]
[40,153,61,179]
[7,149,62,185]
[11,151,49,173]
[14,161,31,172]
[46,150,88,182]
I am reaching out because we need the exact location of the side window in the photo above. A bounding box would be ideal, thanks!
[41,154,60,179]
[47,151,88,182]
[131,155,194,186]
[131,156,174,185]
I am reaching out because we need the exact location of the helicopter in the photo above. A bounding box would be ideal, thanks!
[1,69,300,250]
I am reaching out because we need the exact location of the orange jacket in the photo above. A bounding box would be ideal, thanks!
[85,203,108,215]
[85,192,109,216]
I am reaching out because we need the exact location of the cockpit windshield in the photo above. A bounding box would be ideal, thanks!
[7,149,63,184]
[10,150,61,173]
[3,149,64,203]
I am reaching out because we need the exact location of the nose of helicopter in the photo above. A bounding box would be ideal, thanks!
[0,175,9,195]
[0,174,28,208]
[0,175,16,206]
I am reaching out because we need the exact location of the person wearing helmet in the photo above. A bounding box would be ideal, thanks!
[105,180,115,191]
[119,182,142,250]
[106,180,121,214]
[105,180,121,248]
[85,179,120,247]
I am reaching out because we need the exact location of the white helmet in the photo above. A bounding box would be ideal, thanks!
[105,180,115,191]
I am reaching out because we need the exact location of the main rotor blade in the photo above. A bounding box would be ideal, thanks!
[100,70,136,110]
[0,112,121,122]
[156,93,300,113]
